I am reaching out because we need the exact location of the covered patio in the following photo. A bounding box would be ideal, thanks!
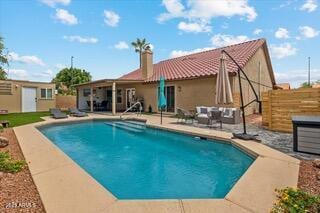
[75,79,144,115]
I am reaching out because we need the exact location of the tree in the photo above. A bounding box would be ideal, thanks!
[131,38,151,68]
[0,37,8,80]
[300,82,312,88]
[52,68,91,95]
[300,80,320,88]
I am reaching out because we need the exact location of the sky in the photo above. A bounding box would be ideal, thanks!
[0,0,319,87]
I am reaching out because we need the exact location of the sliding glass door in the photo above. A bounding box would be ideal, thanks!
[158,86,175,113]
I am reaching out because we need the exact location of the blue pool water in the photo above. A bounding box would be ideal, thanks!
[39,120,254,199]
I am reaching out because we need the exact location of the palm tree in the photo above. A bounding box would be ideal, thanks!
[0,37,8,80]
[131,38,151,68]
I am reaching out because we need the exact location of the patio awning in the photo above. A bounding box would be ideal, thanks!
[73,79,144,88]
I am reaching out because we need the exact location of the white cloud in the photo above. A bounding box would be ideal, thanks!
[6,69,28,80]
[170,47,214,58]
[270,43,297,59]
[114,41,129,50]
[8,52,45,66]
[158,0,185,22]
[275,69,320,88]
[178,21,211,33]
[158,0,257,23]
[55,9,78,25]
[275,28,289,39]
[32,69,54,78]
[210,34,250,47]
[253,28,262,35]
[40,0,70,7]
[299,26,319,38]
[63,35,98,43]
[55,64,67,70]
[272,0,296,10]
[103,10,120,27]
[300,0,318,12]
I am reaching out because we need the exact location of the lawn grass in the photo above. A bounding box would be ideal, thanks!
[0,111,51,127]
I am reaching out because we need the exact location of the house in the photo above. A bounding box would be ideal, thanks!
[312,83,320,88]
[75,38,276,115]
[0,79,56,113]
[276,83,291,90]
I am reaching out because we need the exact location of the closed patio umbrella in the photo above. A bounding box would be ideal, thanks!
[219,50,261,141]
[216,52,233,105]
[158,76,167,125]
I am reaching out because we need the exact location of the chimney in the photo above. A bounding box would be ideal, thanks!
[141,49,153,79]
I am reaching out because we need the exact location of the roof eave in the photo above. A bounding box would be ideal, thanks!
[73,79,144,87]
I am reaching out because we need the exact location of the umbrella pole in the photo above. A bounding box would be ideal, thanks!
[237,68,247,135]
[161,108,162,125]
[221,50,259,141]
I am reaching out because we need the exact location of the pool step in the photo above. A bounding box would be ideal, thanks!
[122,120,146,128]
[105,121,146,133]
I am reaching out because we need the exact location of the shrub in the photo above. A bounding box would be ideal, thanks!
[272,187,320,213]
[0,151,25,173]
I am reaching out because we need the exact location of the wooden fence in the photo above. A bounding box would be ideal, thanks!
[56,95,76,110]
[262,88,320,133]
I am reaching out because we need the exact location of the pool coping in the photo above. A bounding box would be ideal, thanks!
[13,114,300,213]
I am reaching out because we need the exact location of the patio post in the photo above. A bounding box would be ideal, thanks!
[112,82,116,115]
[90,87,93,112]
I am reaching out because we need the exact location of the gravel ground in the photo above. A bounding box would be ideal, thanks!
[0,129,45,213]
[298,161,320,196]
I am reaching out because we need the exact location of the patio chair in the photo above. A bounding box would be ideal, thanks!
[176,108,194,123]
[100,100,108,111]
[208,110,222,129]
[220,108,241,124]
[86,100,98,111]
[50,108,68,119]
[69,108,88,117]
[196,106,210,125]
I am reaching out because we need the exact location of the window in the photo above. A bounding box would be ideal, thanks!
[117,89,122,103]
[83,88,96,97]
[47,89,53,98]
[40,88,53,99]
[83,88,91,97]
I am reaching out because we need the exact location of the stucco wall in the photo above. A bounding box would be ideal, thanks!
[0,80,56,113]
[135,77,233,113]
[232,46,274,114]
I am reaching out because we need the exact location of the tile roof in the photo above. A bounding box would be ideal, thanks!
[119,38,267,82]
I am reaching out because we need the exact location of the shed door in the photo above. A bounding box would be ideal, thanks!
[22,87,37,112]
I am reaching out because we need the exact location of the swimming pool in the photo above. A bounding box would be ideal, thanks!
[38,119,254,199]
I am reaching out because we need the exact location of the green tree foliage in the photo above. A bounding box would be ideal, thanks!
[52,68,91,95]
[300,80,320,88]
[300,82,312,88]
[0,37,9,80]
[131,38,151,68]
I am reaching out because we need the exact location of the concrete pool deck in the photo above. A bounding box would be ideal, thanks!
[13,113,300,213]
